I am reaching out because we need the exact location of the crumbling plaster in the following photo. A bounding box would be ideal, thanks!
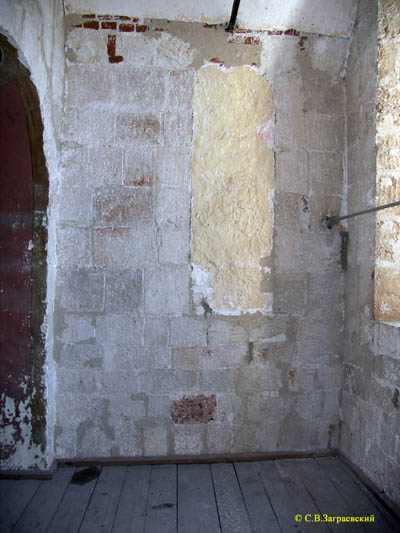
[0,0,65,469]
[64,0,357,38]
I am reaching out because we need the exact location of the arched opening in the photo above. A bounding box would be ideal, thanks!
[0,34,49,468]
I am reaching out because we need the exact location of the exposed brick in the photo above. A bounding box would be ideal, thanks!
[171,395,216,424]
[83,21,99,30]
[82,14,96,18]
[114,15,131,20]
[119,23,135,32]
[107,35,123,63]
[102,21,117,30]
[136,25,148,32]
[243,37,260,45]
[98,15,113,20]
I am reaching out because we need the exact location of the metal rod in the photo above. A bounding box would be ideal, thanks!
[326,200,400,229]
[226,0,241,32]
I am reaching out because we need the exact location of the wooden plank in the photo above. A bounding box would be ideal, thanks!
[145,464,177,533]
[276,459,329,532]
[0,479,40,533]
[112,465,151,533]
[177,464,220,533]
[256,460,311,532]
[79,466,126,533]
[46,467,99,533]
[12,468,73,533]
[234,462,280,533]
[317,457,397,532]
[291,459,364,532]
[211,463,251,533]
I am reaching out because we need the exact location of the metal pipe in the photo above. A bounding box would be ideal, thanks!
[326,200,400,229]
[226,0,241,32]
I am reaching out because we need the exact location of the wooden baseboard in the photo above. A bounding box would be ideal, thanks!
[338,451,400,522]
[57,448,338,468]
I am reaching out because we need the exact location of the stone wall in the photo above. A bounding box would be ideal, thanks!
[341,0,400,507]
[0,0,65,469]
[54,14,348,459]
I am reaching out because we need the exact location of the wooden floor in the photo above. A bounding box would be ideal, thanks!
[1,457,399,532]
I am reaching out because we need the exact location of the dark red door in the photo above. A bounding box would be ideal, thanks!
[0,81,33,459]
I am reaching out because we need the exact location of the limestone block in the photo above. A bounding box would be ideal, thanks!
[235,363,282,395]
[273,227,304,273]
[144,317,169,346]
[62,108,115,146]
[115,113,161,146]
[138,370,198,393]
[55,313,96,344]
[199,369,236,394]
[173,425,204,455]
[302,232,342,272]
[113,67,166,111]
[65,64,113,110]
[166,69,195,112]
[208,320,247,346]
[274,192,307,230]
[96,315,144,345]
[155,186,190,228]
[142,425,168,456]
[56,343,104,369]
[57,186,92,225]
[207,423,234,454]
[87,146,123,187]
[56,226,92,268]
[296,318,341,359]
[93,186,153,227]
[273,272,308,315]
[203,344,250,369]
[104,269,143,313]
[157,146,191,190]
[144,265,189,315]
[60,145,88,187]
[57,267,104,312]
[172,347,207,369]
[162,111,193,146]
[94,227,156,268]
[169,317,206,348]
[191,65,274,314]
[158,226,190,265]
[123,146,157,187]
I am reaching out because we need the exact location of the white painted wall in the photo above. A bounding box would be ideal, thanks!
[64,0,357,37]
[0,0,65,470]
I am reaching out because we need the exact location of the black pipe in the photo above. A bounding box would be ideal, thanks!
[326,200,400,229]
[226,0,241,32]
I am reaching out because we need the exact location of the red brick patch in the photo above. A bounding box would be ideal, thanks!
[243,36,260,45]
[107,35,123,63]
[136,25,148,32]
[119,23,135,32]
[82,14,96,18]
[83,20,99,29]
[102,21,117,30]
[171,394,216,424]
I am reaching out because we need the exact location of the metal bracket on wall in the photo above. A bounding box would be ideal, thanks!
[325,200,400,229]
[226,0,241,32]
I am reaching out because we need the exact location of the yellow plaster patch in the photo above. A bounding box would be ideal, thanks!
[191,65,274,314]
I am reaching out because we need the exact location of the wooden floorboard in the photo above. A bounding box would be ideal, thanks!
[12,468,73,533]
[257,460,310,532]
[177,464,220,533]
[46,467,98,533]
[144,464,177,533]
[0,479,40,533]
[234,461,280,533]
[112,465,151,533]
[211,463,252,533]
[79,466,126,533]
[0,458,398,533]
[317,457,397,532]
